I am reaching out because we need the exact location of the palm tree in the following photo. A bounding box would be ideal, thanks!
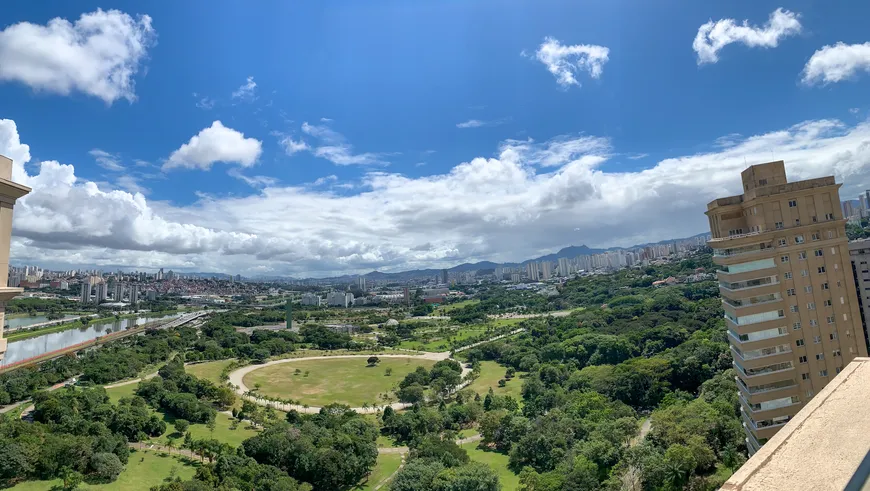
[166,437,175,455]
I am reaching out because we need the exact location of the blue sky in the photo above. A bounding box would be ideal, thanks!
[1,1,870,276]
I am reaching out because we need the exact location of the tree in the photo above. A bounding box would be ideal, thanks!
[367,356,381,366]
[431,462,500,491]
[174,419,189,434]
[206,418,217,437]
[89,453,124,482]
[385,367,394,376]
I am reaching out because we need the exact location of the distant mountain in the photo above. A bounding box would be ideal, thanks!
[526,245,607,264]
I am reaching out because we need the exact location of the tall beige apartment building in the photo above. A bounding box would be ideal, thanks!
[706,161,868,455]
[0,155,31,361]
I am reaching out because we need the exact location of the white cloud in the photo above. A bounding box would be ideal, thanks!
[7,114,870,277]
[313,175,338,186]
[231,76,257,100]
[320,117,333,122]
[164,121,263,171]
[802,42,870,85]
[456,118,509,129]
[277,134,310,155]
[0,9,155,104]
[89,149,125,171]
[850,108,861,115]
[116,175,149,195]
[227,168,278,188]
[529,36,609,89]
[627,153,649,160]
[301,122,386,166]
[193,92,215,109]
[693,8,801,65]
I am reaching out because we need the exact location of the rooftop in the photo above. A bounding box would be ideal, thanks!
[722,357,870,491]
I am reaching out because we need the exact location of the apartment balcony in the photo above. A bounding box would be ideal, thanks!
[728,330,790,352]
[739,393,803,420]
[733,360,795,386]
[731,346,794,370]
[725,315,787,336]
[736,377,800,404]
[744,426,762,455]
[741,408,790,441]
[716,265,779,284]
[722,296,784,318]
[714,244,775,266]
[719,279,781,298]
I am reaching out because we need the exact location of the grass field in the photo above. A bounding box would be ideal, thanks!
[397,326,489,352]
[186,359,235,384]
[433,299,480,315]
[488,318,526,327]
[461,443,519,490]
[465,361,524,401]
[8,450,198,491]
[243,357,436,407]
[354,454,404,490]
[105,383,138,404]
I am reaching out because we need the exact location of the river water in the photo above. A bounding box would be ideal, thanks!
[5,315,80,331]
[1,314,181,366]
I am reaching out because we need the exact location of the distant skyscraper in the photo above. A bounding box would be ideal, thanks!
[80,282,90,304]
[130,285,139,305]
[114,283,123,301]
[95,283,106,304]
[357,276,367,291]
[526,262,540,281]
[541,262,552,280]
[156,268,164,281]
[441,269,449,285]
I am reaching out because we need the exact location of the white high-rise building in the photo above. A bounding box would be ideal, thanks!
[541,262,552,280]
[557,257,570,276]
[130,285,139,304]
[327,291,350,307]
[114,283,123,301]
[95,283,107,304]
[357,276,366,292]
[526,262,540,281]
[80,282,90,304]
[301,293,321,306]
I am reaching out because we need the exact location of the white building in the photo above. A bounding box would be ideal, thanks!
[327,291,352,307]
[301,293,321,306]
[541,262,552,280]
[557,257,571,276]
[80,282,90,304]
[357,276,366,291]
[526,262,539,281]
[95,283,107,304]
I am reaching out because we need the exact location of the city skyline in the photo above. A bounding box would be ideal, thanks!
[2,3,870,276]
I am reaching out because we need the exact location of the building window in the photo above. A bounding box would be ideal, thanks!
[833,349,841,357]
[814,249,824,257]
[825,213,835,221]
[776,222,784,229]
[799,355,808,363]
[807,302,816,310]
[796,339,805,347]
[812,216,818,223]
[823,299,832,307]
[818,266,826,273]
[807,389,814,397]
[831,332,838,340]
[820,370,828,377]
[778,238,787,246]
[822,282,829,290]
[843,313,848,321]
[759,179,768,186]
[827,230,834,238]
[812,232,820,241]
[827,316,835,324]
[787,288,796,296]
[831,247,837,255]
[810,319,818,327]
[836,367,842,374]
[784,272,793,279]
[814,336,822,344]
[802,269,809,277]
[795,235,804,244]
[793,322,802,330]
[804,285,813,293]
[798,251,807,260]
[802,373,810,380]
[789,200,798,207]
[791,305,799,313]
[781,255,790,263]
[795,219,801,225]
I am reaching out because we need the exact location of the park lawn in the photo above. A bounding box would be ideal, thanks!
[397,326,489,352]
[433,299,480,315]
[243,357,436,407]
[488,318,526,327]
[7,450,198,491]
[355,453,404,490]
[105,383,138,404]
[461,443,519,491]
[155,410,259,449]
[186,359,236,384]
[465,361,524,401]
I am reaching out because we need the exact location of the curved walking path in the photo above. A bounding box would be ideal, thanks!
[229,352,471,414]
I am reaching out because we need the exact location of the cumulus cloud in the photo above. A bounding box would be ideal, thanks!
[164,121,263,171]
[693,8,801,65]
[528,37,609,89]
[231,76,257,100]
[0,9,155,104]
[6,115,870,277]
[802,42,870,85]
[277,134,309,155]
[301,122,386,166]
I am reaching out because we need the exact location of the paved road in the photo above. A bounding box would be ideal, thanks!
[454,328,525,352]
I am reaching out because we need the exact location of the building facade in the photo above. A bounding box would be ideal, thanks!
[706,161,868,455]
[0,155,31,361]
[848,238,870,355]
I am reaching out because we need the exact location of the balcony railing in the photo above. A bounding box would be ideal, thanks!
[736,376,797,397]
[719,275,778,292]
[733,360,793,378]
[723,293,782,309]
[731,343,792,361]
[742,410,792,432]
[739,392,801,414]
